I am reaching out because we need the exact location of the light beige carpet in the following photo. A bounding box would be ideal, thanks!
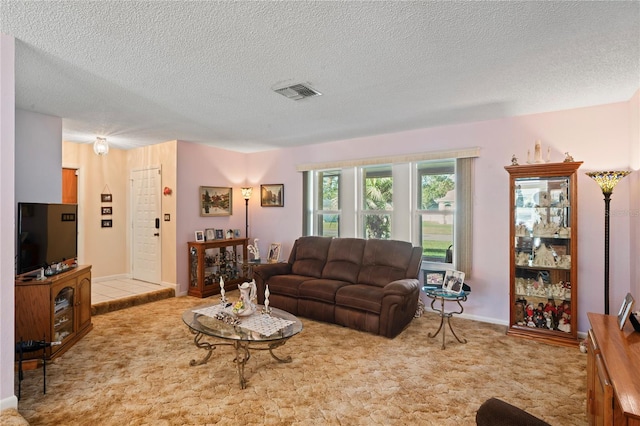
[8,293,587,425]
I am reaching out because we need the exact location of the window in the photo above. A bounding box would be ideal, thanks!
[300,148,477,277]
[417,161,455,263]
[310,170,341,237]
[361,165,392,239]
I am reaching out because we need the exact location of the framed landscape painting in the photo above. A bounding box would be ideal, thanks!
[200,186,232,216]
[261,184,284,207]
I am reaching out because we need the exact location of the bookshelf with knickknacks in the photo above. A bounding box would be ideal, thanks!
[505,155,582,347]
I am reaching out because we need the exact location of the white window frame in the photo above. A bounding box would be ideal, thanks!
[300,148,478,277]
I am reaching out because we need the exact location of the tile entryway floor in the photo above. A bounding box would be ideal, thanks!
[92,278,165,305]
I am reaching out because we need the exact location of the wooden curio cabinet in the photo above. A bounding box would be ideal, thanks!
[505,161,582,347]
[15,265,93,360]
[188,238,249,298]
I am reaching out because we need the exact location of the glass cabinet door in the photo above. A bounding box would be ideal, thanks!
[505,162,581,346]
[53,286,74,343]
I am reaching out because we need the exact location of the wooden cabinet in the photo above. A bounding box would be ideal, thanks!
[505,161,582,346]
[188,238,248,298]
[587,313,640,426]
[15,265,93,360]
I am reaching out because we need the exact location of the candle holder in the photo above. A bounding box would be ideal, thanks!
[262,284,272,315]
[219,277,228,305]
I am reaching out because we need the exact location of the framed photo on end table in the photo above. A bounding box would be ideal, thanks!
[617,293,635,330]
[443,269,465,294]
[268,243,282,263]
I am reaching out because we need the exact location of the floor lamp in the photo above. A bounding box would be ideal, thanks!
[586,170,631,314]
[241,187,253,238]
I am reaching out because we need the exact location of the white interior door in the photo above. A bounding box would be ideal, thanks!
[131,167,162,284]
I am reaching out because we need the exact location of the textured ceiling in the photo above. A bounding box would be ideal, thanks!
[1,1,639,153]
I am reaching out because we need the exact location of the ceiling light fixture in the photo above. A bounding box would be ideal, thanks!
[93,137,109,156]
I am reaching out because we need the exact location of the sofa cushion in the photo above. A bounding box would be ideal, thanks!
[335,284,383,314]
[298,279,351,303]
[290,236,332,278]
[321,238,366,283]
[266,275,315,298]
[357,239,416,287]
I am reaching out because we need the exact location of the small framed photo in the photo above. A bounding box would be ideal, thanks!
[215,229,224,240]
[101,219,113,228]
[268,243,282,263]
[200,186,232,216]
[101,206,112,215]
[423,270,445,286]
[101,193,112,203]
[195,230,205,242]
[205,228,216,241]
[261,184,284,207]
[617,293,635,330]
[234,229,241,238]
[443,269,465,294]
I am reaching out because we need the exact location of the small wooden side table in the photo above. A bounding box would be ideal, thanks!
[424,287,469,349]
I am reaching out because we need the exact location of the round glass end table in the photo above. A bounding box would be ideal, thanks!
[423,287,469,350]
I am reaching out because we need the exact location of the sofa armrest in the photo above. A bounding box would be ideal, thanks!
[253,262,292,282]
[383,278,419,296]
[253,262,292,303]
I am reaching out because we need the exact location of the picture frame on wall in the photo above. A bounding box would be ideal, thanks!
[268,243,282,263]
[199,186,232,216]
[101,219,113,228]
[101,193,112,203]
[195,230,205,242]
[101,206,112,215]
[261,184,284,207]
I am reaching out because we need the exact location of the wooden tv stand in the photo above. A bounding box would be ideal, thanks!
[15,265,93,360]
[586,312,640,425]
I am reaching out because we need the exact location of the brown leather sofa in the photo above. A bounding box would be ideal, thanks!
[253,236,422,338]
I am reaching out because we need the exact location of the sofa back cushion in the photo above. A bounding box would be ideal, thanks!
[290,236,332,278]
[321,238,366,283]
[357,239,421,287]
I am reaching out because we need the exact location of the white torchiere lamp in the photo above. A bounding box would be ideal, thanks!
[241,187,253,238]
[93,137,109,156]
[586,170,631,314]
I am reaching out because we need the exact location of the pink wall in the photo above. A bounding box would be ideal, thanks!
[245,98,636,334]
[170,96,635,335]
[176,141,248,294]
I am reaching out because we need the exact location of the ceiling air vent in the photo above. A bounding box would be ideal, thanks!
[273,83,322,101]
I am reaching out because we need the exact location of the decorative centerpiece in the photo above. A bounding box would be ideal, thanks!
[233,280,257,316]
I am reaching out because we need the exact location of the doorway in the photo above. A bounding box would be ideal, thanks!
[62,168,77,203]
[131,167,162,284]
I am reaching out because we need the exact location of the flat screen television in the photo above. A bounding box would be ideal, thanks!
[17,202,78,275]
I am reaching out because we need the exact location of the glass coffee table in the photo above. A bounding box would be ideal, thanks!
[182,303,303,389]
